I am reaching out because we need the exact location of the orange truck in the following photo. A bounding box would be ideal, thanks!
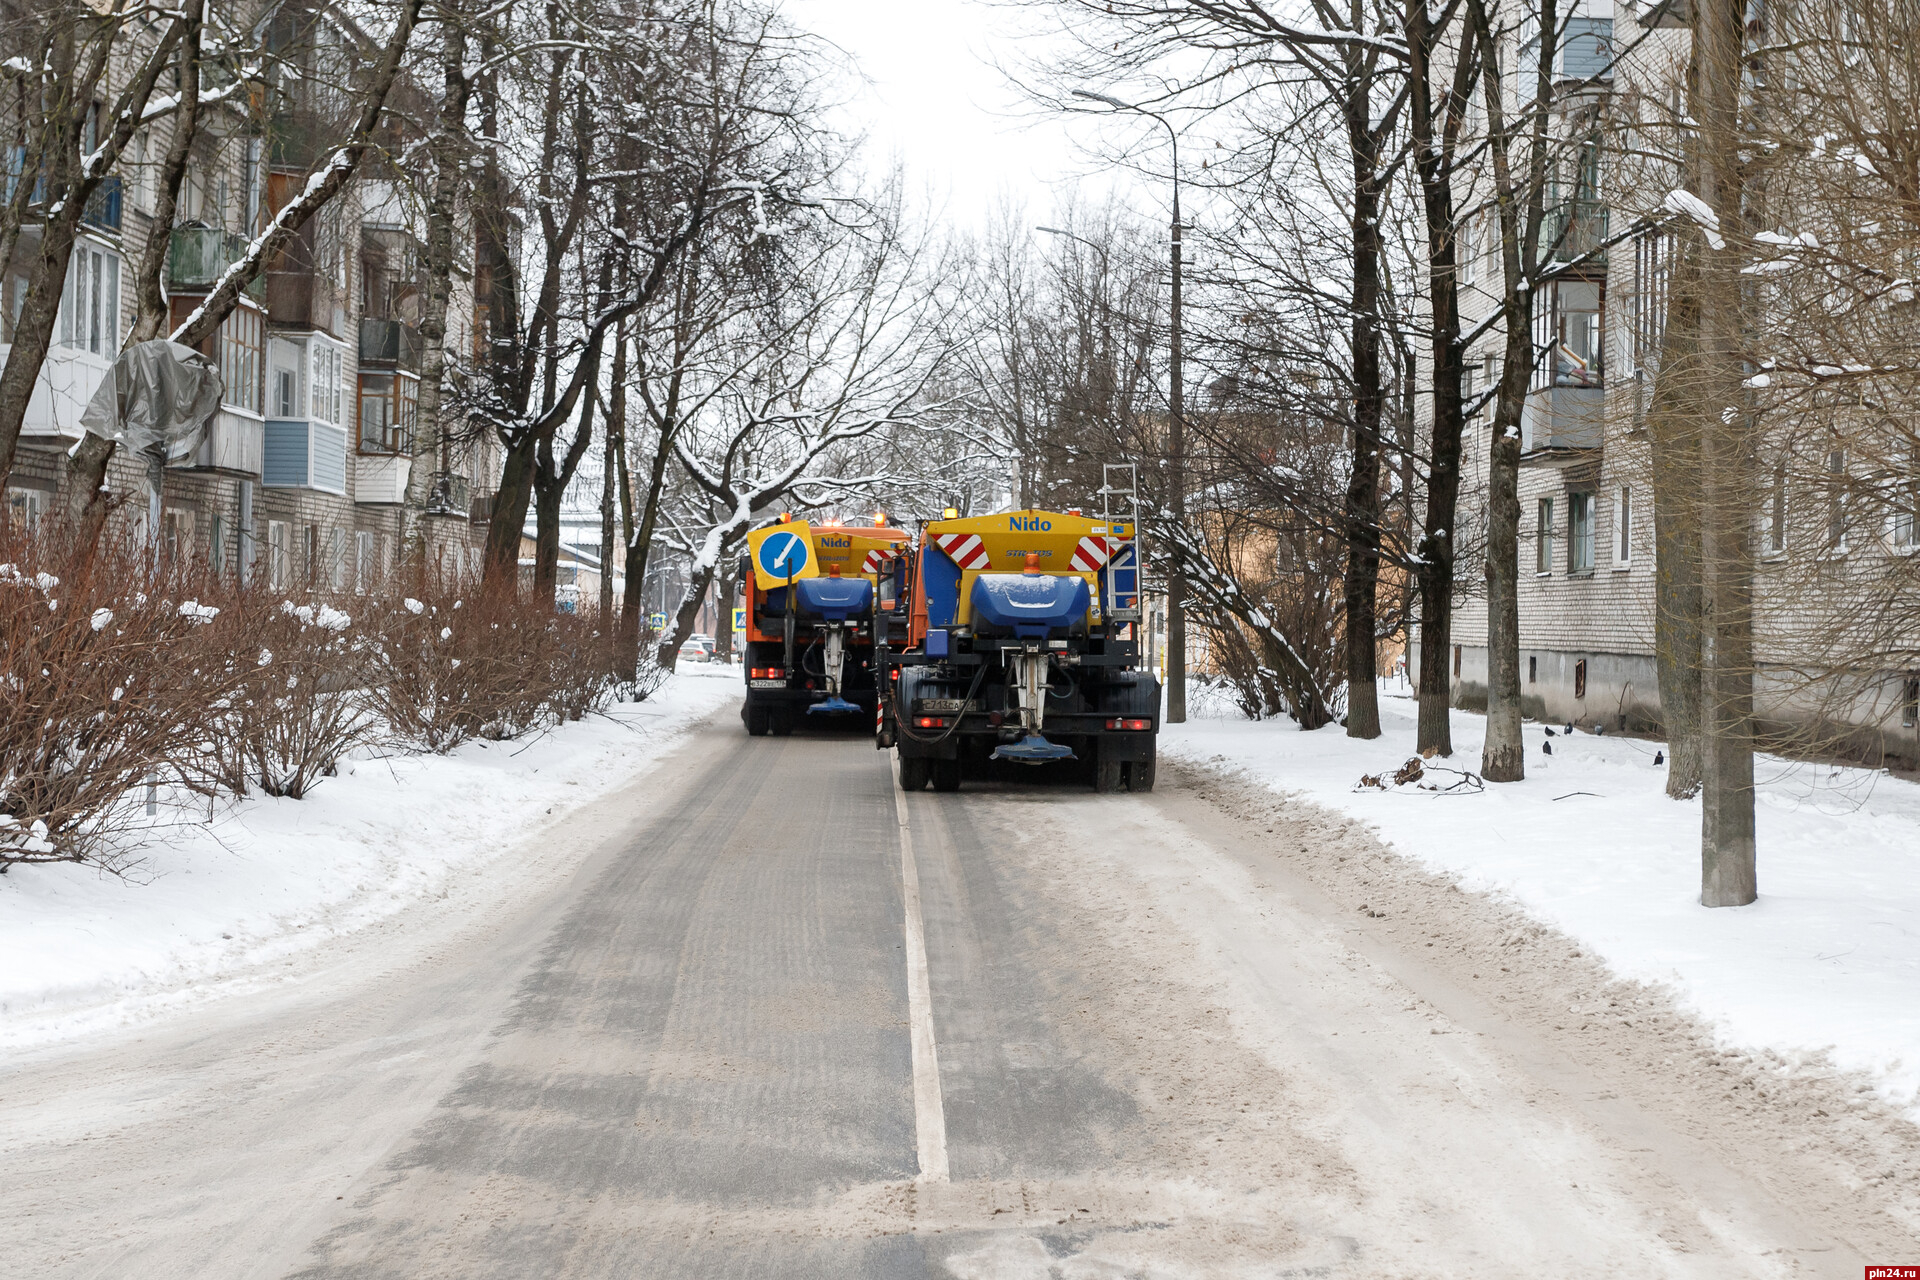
[739,517,910,735]
[876,506,1158,793]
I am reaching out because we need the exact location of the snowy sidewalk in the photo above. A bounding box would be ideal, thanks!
[1164,689,1920,1122]
[0,667,740,1049]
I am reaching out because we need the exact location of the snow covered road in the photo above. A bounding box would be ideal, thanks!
[1,710,1915,1276]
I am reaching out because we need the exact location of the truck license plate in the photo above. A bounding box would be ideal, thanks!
[918,698,972,714]
[749,679,786,689]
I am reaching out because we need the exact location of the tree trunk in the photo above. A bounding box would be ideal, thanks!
[655,562,715,671]
[618,420,677,668]
[1343,97,1385,740]
[598,407,618,623]
[1406,1,1474,757]
[1481,288,1535,782]
[1482,420,1525,780]
[483,432,538,601]
[533,427,560,603]
[1693,0,1757,906]
[1647,244,1706,798]
[713,559,737,664]
[401,14,470,578]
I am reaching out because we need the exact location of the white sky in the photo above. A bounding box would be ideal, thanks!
[783,0,1113,230]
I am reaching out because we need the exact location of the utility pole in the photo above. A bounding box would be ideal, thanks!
[1166,175,1186,723]
[1070,90,1187,722]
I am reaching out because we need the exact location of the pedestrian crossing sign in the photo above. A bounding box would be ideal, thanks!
[732,607,745,633]
[649,612,666,630]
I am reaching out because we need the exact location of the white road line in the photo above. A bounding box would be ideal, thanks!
[894,765,950,1183]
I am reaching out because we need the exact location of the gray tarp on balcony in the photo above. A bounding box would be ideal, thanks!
[77,340,224,464]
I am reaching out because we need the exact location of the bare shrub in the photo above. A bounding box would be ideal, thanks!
[366,587,620,751]
[363,587,519,753]
[546,613,620,723]
[0,532,221,870]
[187,589,376,799]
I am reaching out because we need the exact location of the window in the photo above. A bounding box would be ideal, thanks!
[6,485,49,533]
[1894,442,1919,551]
[311,339,344,427]
[1904,673,1919,729]
[1528,655,1538,684]
[1614,486,1633,565]
[211,515,226,576]
[305,524,320,587]
[267,520,291,590]
[1554,282,1603,387]
[1536,497,1556,573]
[1453,644,1462,676]
[327,527,347,591]
[1569,492,1596,573]
[358,370,419,454]
[1460,212,1478,286]
[1767,460,1788,555]
[58,241,121,356]
[1631,231,1674,375]
[355,530,376,594]
[1574,658,1588,700]
[270,336,306,418]
[218,305,265,415]
[1827,448,1849,551]
[163,506,195,566]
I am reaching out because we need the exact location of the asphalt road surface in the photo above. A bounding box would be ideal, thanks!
[1,708,1904,1278]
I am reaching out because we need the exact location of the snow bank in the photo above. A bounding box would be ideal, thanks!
[1165,687,1920,1120]
[0,668,739,1047]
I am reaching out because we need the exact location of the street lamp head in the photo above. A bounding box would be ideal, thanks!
[1071,88,1132,111]
[1036,225,1067,236]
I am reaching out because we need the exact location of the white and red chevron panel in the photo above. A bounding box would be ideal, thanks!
[933,532,991,570]
[1068,535,1116,572]
[861,547,894,574]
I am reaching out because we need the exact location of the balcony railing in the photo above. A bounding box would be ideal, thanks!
[1520,385,1604,464]
[1541,199,1608,265]
[167,225,267,299]
[359,316,420,370]
[427,470,472,516]
[469,489,495,525]
[266,269,347,337]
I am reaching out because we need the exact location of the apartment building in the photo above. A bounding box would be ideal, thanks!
[1,3,497,593]
[1438,0,1920,767]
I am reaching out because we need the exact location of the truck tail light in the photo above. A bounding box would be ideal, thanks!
[750,666,785,679]
[1106,717,1151,731]
[915,716,947,729]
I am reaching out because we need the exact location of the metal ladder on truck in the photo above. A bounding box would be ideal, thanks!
[1099,463,1143,628]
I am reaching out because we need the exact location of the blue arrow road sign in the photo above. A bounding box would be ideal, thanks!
[756,529,809,579]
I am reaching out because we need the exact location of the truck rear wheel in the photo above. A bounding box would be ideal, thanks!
[1126,747,1157,793]
[930,758,961,792]
[745,704,771,736]
[1093,756,1125,793]
[899,755,931,791]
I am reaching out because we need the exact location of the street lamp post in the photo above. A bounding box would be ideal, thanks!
[1070,90,1186,723]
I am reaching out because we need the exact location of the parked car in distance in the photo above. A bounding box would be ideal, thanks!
[678,636,716,664]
